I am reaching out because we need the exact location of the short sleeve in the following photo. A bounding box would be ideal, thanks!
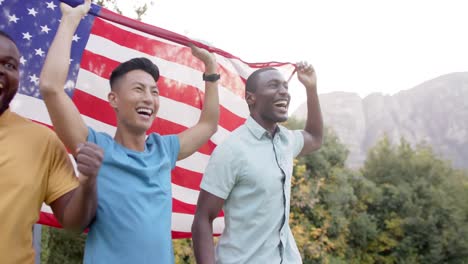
[162,135,180,169]
[291,130,305,158]
[87,126,98,144]
[45,132,79,205]
[200,143,238,200]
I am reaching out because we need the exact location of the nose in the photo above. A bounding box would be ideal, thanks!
[142,88,154,104]
[279,83,289,95]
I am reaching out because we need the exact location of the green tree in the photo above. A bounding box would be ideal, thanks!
[286,118,355,263]
[41,227,86,264]
[286,117,468,264]
[353,136,468,263]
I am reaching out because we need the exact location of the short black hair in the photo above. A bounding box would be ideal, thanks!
[245,67,277,93]
[109,57,160,89]
[0,30,17,46]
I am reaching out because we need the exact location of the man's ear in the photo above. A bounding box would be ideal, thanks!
[245,91,255,107]
[108,91,118,109]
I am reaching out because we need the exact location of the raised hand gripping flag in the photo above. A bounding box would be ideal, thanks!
[1,0,296,238]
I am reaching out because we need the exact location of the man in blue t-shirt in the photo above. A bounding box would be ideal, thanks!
[39,1,220,263]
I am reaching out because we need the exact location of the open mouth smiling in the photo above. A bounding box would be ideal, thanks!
[273,99,288,110]
[136,107,153,117]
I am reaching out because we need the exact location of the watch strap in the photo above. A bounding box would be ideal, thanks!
[202,73,221,82]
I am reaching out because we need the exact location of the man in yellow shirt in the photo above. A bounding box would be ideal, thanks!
[0,30,104,264]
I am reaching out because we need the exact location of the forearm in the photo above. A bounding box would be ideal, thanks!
[304,86,323,140]
[62,179,97,231]
[192,217,216,264]
[198,60,219,133]
[40,16,79,95]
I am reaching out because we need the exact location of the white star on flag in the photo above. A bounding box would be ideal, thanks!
[72,34,80,42]
[22,32,32,41]
[0,0,5,5]
[27,8,38,17]
[40,25,51,34]
[8,14,19,23]
[34,48,45,57]
[20,56,27,66]
[46,1,57,10]
[29,74,39,85]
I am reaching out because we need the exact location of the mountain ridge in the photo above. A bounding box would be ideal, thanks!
[292,72,468,169]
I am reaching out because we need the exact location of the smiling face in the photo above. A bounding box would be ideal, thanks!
[246,68,291,128]
[0,35,20,116]
[108,69,160,134]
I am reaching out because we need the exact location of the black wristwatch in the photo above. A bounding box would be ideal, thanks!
[203,73,221,82]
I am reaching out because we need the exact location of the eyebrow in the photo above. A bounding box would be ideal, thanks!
[1,56,19,64]
[131,81,158,89]
[267,79,286,84]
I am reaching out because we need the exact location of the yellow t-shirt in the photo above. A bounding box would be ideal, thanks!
[0,109,79,264]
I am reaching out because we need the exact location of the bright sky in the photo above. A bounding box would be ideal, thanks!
[117,0,468,113]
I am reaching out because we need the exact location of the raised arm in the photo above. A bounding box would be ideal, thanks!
[177,45,219,160]
[297,62,323,156]
[39,0,91,156]
[192,190,225,264]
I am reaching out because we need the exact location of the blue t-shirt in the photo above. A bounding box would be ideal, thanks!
[83,127,180,264]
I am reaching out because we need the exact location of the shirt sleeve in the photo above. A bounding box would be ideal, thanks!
[200,143,238,200]
[291,130,305,158]
[87,126,98,144]
[163,135,180,169]
[44,132,79,205]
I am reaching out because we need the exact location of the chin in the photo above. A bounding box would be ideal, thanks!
[275,114,288,123]
[0,94,15,114]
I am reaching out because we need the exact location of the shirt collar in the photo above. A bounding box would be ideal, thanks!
[245,116,286,140]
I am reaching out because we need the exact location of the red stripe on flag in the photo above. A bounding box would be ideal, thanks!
[171,167,202,191]
[173,198,224,216]
[171,231,220,239]
[38,212,62,228]
[80,50,117,79]
[172,199,196,214]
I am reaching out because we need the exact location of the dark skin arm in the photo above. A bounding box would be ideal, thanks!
[192,190,225,264]
[50,142,103,231]
[297,62,323,156]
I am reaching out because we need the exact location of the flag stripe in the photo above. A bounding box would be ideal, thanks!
[171,166,202,191]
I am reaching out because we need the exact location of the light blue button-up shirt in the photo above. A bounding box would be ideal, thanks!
[201,116,304,264]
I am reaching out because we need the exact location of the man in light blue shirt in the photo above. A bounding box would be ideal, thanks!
[83,127,179,263]
[192,62,323,263]
[39,1,220,263]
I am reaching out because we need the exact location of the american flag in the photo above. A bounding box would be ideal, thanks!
[1,0,296,238]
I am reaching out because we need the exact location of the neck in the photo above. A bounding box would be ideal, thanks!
[250,113,278,135]
[114,125,147,152]
[0,106,9,117]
